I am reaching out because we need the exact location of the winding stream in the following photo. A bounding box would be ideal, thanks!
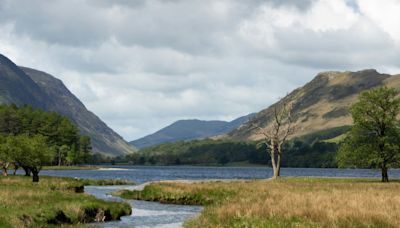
[85,185,203,228]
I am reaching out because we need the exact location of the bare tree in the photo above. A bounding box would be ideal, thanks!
[256,100,295,179]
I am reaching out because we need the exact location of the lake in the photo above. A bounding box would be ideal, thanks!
[41,166,400,183]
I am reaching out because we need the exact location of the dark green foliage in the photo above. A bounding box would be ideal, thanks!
[338,87,400,182]
[0,104,92,165]
[282,141,338,168]
[125,139,260,166]
[79,136,92,163]
[0,104,94,180]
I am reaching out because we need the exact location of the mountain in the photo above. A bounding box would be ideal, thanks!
[0,56,49,108]
[130,113,255,149]
[228,69,400,141]
[0,54,135,156]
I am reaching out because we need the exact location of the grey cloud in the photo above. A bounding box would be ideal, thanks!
[0,1,111,47]
[0,0,314,55]
[270,26,399,69]
[263,0,314,10]
[87,0,147,9]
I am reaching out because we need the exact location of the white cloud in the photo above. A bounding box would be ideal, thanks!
[304,0,359,32]
[357,0,400,44]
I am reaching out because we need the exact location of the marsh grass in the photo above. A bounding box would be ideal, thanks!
[79,178,135,186]
[115,181,236,205]
[0,176,131,228]
[116,177,400,227]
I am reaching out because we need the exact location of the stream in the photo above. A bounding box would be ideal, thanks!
[85,185,203,228]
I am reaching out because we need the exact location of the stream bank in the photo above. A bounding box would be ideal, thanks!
[85,184,203,227]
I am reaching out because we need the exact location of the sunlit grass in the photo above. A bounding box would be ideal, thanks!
[116,177,400,227]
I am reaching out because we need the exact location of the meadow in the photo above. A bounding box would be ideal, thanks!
[115,177,400,227]
[0,176,131,228]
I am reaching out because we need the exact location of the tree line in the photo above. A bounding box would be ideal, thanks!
[112,137,339,168]
[0,104,92,182]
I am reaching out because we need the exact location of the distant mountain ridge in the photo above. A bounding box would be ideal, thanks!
[228,69,400,141]
[0,54,136,156]
[130,113,255,149]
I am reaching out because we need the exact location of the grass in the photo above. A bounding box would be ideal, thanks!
[79,178,135,186]
[42,166,101,170]
[0,175,132,228]
[115,177,400,227]
[114,182,236,205]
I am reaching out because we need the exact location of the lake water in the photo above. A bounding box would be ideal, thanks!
[41,166,400,183]
[41,166,400,227]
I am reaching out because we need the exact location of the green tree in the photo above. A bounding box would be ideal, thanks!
[337,87,400,182]
[58,145,70,166]
[0,104,21,135]
[0,135,12,176]
[79,136,92,164]
[13,135,54,182]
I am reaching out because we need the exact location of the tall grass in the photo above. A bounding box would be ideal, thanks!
[116,177,400,227]
[0,176,131,227]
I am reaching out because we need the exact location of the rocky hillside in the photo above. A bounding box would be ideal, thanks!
[0,54,135,156]
[131,113,255,149]
[228,69,400,141]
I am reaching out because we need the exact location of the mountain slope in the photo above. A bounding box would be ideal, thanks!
[0,54,135,156]
[130,113,255,149]
[0,55,48,108]
[228,69,400,141]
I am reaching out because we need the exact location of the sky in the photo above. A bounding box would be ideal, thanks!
[1,0,400,141]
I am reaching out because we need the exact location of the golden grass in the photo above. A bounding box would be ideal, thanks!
[128,178,400,227]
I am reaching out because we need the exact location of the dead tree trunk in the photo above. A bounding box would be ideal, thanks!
[257,100,295,179]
